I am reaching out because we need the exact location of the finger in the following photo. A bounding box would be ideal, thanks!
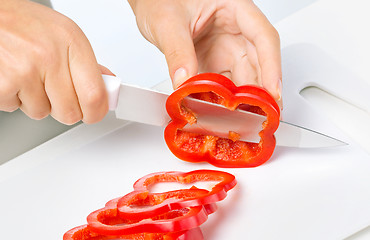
[45,66,83,125]
[232,55,283,111]
[150,6,198,89]
[236,1,282,101]
[231,54,259,87]
[68,28,108,124]
[232,46,283,109]
[18,77,51,120]
[277,94,283,111]
[98,64,115,76]
[195,34,235,76]
[0,95,21,112]
[219,70,232,80]
[235,41,283,109]
[0,78,21,112]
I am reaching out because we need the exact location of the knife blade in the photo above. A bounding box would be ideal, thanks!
[103,75,346,148]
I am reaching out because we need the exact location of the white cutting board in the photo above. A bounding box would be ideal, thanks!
[1,0,370,239]
[2,44,369,240]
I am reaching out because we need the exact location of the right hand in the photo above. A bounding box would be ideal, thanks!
[0,0,111,124]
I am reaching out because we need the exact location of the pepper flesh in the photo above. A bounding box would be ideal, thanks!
[63,170,236,239]
[63,225,204,240]
[117,170,234,220]
[87,197,209,236]
[165,73,280,168]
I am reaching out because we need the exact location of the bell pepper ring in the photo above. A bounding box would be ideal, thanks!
[63,224,204,240]
[117,189,218,221]
[164,73,280,168]
[86,196,210,236]
[118,170,235,221]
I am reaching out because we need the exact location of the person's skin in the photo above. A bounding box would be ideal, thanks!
[0,0,111,125]
[0,0,282,125]
[128,0,282,106]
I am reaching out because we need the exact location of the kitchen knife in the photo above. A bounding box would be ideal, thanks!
[103,75,346,148]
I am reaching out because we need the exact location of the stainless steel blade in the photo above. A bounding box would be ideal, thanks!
[182,98,347,148]
[181,98,264,143]
[275,122,348,148]
[115,83,347,148]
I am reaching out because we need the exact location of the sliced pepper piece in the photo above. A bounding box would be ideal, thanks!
[165,73,280,168]
[118,189,218,221]
[63,224,204,240]
[86,197,209,236]
[118,170,235,221]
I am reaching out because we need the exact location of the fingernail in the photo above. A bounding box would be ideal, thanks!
[276,79,282,101]
[173,68,188,89]
[276,79,283,111]
[99,64,116,76]
[277,98,283,112]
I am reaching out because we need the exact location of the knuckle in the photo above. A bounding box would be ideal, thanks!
[7,54,38,80]
[57,109,82,125]
[32,43,58,66]
[0,78,20,112]
[165,48,181,60]
[17,64,38,80]
[60,18,85,44]
[84,87,108,109]
[28,109,50,120]
[1,104,19,112]
[82,89,108,124]
[269,27,280,41]
[164,48,188,64]
[50,13,82,40]
[27,35,61,68]
[0,79,17,96]
[82,114,104,125]
[32,18,81,65]
[61,17,81,34]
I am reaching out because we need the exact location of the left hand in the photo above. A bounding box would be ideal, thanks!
[128,0,282,107]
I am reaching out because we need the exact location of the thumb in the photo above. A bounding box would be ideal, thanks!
[153,16,198,89]
[98,64,115,76]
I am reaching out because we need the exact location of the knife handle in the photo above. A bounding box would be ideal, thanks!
[102,74,121,111]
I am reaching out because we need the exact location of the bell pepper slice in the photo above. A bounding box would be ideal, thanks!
[118,189,218,221]
[164,73,280,168]
[86,196,209,236]
[118,170,235,221]
[63,224,204,240]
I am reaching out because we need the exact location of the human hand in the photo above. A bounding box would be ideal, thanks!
[0,0,112,124]
[129,0,282,107]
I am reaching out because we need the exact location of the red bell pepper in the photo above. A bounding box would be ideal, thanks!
[165,73,280,168]
[118,170,236,220]
[63,224,204,240]
[86,196,209,236]
[64,170,237,239]
[118,189,218,221]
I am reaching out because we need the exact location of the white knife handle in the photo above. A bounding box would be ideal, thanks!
[102,74,121,111]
